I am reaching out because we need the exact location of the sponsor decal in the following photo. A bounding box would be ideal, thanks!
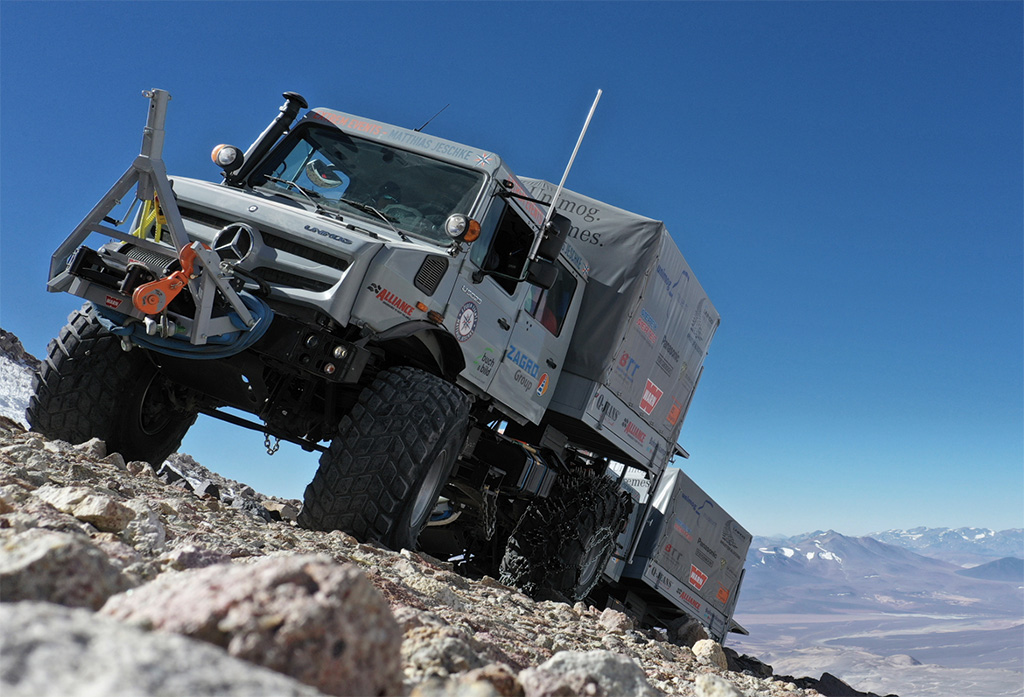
[513,370,534,392]
[656,263,690,305]
[536,372,550,397]
[621,417,647,444]
[304,224,352,245]
[689,565,708,590]
[505,345,539,378]
[561,242,590,280]
[679,361,689,381]
[104,295,123,309]
[634,307,658,345]
[473,348,495,377]
[661,336,681,362]
[655,353,674,376]
[666,400,682,426]
[695,538,717,567]
[673,517,694,542]
[640,380,663,415]
[617,352,641,382]
[720,520,748,562]
[678,588,702,611]
[455,302,479,342]
[592,391,620,422]
[717,585,731,604]
[461,284,483,304]
[366,283,414,317]
[680,492,715,520]
[475,153,493,167]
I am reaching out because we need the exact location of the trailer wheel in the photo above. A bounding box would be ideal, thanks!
[297,366,469,551]
[500,472,633,602]
[27,304,197,464]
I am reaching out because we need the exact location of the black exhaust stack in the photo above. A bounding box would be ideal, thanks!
[226,91,308,186]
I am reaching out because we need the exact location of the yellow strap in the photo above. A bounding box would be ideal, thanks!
[133,200,153,238]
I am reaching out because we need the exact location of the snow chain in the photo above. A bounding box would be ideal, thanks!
[481,486,498,541]
[264,433,281,456]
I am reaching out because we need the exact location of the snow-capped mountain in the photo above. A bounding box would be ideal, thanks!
[742,530,1022,616]
[867,527,1024,566]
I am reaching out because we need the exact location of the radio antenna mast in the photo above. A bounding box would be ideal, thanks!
[529,89,602,260]
[415,103,450,132]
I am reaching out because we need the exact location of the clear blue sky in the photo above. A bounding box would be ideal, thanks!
[2,2,1021,537]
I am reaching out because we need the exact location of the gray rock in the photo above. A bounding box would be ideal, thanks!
[101,554,402,697]
[519,650,662,697]
[0,528,128,609]
[122,499,166,553]
[74,437,106,459]
[667,615,709,647]
[0,601,326,697]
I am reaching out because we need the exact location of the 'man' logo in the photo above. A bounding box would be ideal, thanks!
[689,565,708,590]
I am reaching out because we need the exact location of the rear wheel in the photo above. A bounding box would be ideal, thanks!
[499,472,633,601]
[297,366,469,551]
[28,304,197,464]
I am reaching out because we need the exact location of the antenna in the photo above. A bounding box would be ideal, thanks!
[529,89,603,260]
[415,103,450,132]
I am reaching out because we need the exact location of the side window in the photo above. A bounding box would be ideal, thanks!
[524,264,577,336]
[470,198,535,295]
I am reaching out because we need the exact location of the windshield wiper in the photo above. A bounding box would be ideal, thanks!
[338,198,410,242]
[262,176,343,221]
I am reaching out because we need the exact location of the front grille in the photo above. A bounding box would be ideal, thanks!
[179,206,231,229]
[414,256,448,295]
[251,267,333,292]
[261,232,349,272]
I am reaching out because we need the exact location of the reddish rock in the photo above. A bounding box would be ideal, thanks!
[101,554,402,696]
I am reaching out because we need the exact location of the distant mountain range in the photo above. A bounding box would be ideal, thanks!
[866,527,1023,566]
[742,529,1023,616]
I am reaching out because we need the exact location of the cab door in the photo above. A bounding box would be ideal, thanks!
[449,193,533,397]
[450,191,581,424]
[490,260,581,422]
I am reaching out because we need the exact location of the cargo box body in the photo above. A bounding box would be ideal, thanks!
[620,467,751,642]
[521,180,719,474]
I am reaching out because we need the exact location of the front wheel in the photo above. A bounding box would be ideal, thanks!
[27,304,197,464]
[499,472,633,602]
[297,366,469,551]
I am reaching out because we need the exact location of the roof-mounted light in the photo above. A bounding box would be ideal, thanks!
[444,214,481,243]
[212,144,244,172]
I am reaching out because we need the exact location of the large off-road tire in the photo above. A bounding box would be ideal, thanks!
[27,304,197,465]
[499,471,633,602]
[297,366,470,551]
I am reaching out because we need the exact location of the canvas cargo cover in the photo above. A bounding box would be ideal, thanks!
[622,467,751,641]
[521,179,720,447]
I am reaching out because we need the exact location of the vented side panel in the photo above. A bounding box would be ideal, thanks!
[414,256,448,295]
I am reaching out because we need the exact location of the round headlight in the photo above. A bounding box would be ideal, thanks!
[212,144,244,171]
[444,214,468,239]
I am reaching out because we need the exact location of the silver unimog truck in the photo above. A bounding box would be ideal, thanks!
[30,89,750,641]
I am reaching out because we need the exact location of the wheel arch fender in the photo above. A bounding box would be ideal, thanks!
[362,320,466,381]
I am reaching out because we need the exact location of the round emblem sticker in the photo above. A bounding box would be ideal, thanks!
[536,372,550,396]
[455,302,479,343]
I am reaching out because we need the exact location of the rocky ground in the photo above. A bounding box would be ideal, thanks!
[0,413,891,697]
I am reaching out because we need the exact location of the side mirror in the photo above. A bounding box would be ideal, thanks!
[536,213,570,261]
[526,258,558,289]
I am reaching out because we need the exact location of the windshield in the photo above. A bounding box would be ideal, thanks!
[250,123,486,245]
